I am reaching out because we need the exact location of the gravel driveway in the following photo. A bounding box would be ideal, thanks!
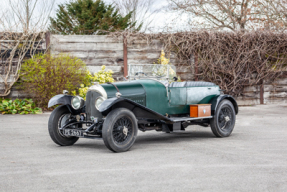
[0,104,287,191]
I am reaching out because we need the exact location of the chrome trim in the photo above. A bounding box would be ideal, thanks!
[95,96,106,110]
[88,84,108,99]
[71,96,85,110]
[170,116,213,122]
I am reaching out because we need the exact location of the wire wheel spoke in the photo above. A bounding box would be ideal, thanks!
[218,106,232,130]
[112,117,133,145]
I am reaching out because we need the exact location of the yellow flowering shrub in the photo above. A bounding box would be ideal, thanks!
[72,65,114,100]
[154,50,179,81]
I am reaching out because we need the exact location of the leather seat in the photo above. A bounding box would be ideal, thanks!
[185,81,216,87]
[169,81,215,87]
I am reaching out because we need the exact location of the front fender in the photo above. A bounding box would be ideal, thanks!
[48,94,73,108]
[210,94,238,115]
[98,97,172,122]
[48,94,85,115]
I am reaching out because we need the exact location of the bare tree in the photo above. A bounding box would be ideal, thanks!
[169,0,287,31]
[7,0,55,32]
[113,0,160,32]
[0,0,55,97]
[256,0,287,30]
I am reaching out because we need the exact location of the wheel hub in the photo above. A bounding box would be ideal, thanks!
[224,116,230,122]
[123,126,128,136]
[112,117,132,145]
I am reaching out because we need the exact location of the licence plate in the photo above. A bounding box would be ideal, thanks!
[64,129,84,137]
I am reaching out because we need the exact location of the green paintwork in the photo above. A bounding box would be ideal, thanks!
[137,80,189,115]
[101,81,146,105]
[101,79,220,116]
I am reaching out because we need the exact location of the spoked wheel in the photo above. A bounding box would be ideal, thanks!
[48,105,79,146]
[210,99,236,137]
[112,117,133,145]
[102,108,138,152]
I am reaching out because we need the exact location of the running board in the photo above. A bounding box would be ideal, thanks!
[169,116,213,122]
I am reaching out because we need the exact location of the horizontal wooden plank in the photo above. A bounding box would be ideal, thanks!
[236,98,260,105]
[51,42,123,51]
[264,98,287,104]
[273,85,287,92]
[243,86,260,92]
[51,35,121,43]
[127,59,161,65]
[268,91,287,98]
[240,92,260,99]
[0,75,16,83]
[83,58,123,66]
[127,44,163,51]
[128,39,161,44]
[127,52,160,60]
[176,66,193,73]
[177,72,194,81]
[52,50,123,59]
[275,78,287,85]
[87,66,122,74]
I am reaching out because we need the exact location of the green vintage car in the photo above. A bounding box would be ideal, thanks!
[48,64,238,152]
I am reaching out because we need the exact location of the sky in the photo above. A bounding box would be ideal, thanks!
[52,0,191,32]
[0,0,191,33]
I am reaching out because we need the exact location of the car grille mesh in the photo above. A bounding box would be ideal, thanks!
[86,90,103,121]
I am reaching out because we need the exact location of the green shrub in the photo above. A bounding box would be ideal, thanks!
[0,98,42,115]
[21,54,89,109]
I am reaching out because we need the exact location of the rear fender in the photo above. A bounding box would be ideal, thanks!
[98,97,172,122]
[48,94,84,115]
[210,95,238,115]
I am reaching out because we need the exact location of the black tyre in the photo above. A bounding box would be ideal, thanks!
[210,99,236,137]
[48,105,79,146]
[102,108,138,152]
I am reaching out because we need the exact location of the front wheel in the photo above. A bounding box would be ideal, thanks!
[210,99,236,137]
[102,108,138,152]
[48,105,79,146]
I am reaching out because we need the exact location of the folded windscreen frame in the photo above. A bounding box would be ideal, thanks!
[128,64,177,82]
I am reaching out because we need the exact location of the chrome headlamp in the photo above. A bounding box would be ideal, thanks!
[71,96,85,110]
[95,96,106,110]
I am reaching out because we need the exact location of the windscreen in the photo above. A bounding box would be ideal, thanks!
[128,64,177,81]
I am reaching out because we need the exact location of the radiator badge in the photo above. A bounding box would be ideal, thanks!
[203,109,206,114]
[90,116,98,123]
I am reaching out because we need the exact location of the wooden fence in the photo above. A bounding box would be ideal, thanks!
[1,33,286,105]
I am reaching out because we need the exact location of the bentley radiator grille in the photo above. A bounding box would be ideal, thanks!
[86,90,103,121]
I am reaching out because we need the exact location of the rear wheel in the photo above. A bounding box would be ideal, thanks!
[210,100,236,137]
[102,108,138,152]
[48,105,79,146]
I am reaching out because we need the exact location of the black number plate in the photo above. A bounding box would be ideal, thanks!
[64,129,84,137]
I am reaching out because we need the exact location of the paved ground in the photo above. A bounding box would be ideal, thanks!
[0,104,287,192]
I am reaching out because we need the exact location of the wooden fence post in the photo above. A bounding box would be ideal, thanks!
[260,81,264,104]
[123,35,128,78]
[45,31,51,54]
